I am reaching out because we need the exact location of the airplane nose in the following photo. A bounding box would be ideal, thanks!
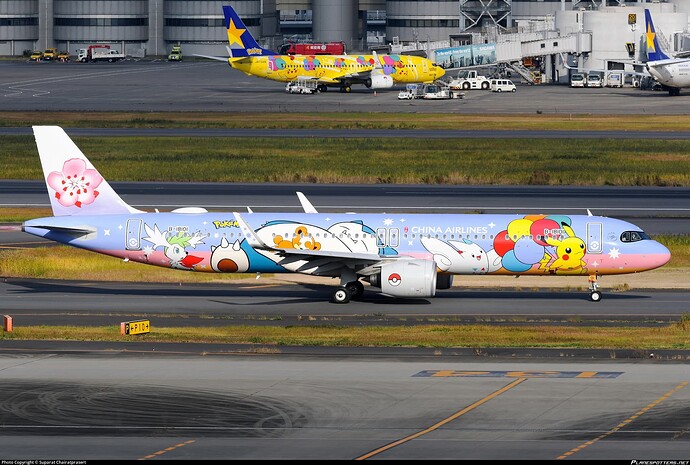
[649,240,672,269]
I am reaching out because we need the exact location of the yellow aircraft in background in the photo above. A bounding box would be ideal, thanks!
[215,5,445,93]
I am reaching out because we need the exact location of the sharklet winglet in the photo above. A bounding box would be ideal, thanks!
[233,212,270,250]
[296,192,318,213]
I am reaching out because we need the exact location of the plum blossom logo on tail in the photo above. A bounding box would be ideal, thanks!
[47,158,103,208]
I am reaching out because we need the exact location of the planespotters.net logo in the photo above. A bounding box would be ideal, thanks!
[630,460,690,465]
[387,273,401,287]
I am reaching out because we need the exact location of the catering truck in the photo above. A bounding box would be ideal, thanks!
[77,45,125,63]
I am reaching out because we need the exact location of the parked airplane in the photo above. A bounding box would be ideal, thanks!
[207,5,445,93]
[643,8,690,96]
[24,127,670,303]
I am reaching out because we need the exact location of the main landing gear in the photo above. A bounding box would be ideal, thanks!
[588,274,602,302]
[331,281,364,304]
[330,269,364,304]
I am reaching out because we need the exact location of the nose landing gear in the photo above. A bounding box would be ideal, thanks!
[588,274,602,302]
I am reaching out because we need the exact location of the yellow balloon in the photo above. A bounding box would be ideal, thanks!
[507,219,532,240]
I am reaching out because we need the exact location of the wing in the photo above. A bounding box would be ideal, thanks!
[233,212,394,277]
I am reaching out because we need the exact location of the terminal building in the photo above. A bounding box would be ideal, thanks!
[2,0,690,84]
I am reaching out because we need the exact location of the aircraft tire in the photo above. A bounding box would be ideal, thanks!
[331,287,351,304]
[590,291,602,302]
[347,281,364,300]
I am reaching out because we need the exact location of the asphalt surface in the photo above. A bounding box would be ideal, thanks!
[1,58,688,461]
[2,59,690,114]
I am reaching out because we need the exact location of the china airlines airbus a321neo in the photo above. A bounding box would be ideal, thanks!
[23,127,671,303]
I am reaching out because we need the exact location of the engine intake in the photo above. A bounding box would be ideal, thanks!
[367,259,437,298]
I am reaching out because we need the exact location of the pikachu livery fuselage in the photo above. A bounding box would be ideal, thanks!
[222,5,444,91]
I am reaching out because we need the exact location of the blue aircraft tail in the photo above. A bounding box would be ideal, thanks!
[645,9,671,61]
[223,5,277,57]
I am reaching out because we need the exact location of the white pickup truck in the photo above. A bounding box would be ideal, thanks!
[448,70,491,90]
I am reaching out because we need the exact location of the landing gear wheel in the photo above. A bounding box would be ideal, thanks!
[590,291,602,302]
[346,281,364,300]
[331,287,351,304]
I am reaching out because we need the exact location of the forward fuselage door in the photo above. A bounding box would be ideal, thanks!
[586,222,603,254]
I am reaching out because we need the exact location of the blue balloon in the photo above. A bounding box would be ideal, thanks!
[513,237,545,264]
[501,250,532,272]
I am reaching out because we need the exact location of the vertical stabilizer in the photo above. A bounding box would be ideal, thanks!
[33,126,143,216]
[645,9,671,61]
[222,5,277,57]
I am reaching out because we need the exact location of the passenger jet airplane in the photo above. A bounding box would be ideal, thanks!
[643,8,690,96]
[207,5,445,93]
[24,127,670,303]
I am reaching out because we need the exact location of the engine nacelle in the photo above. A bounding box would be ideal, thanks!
[366,75,394,89]
[367,259,437,298]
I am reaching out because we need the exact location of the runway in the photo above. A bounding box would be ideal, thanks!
[1,278,689,327]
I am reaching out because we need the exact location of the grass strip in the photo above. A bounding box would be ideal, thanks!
[1,322,689,349]
[3,136,690,186]
[6,111,690,131]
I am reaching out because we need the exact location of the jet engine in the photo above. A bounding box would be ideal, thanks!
[365,75,394,89]
[367,259,437,297]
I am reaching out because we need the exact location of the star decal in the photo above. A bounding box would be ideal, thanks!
[103,229,110,236]
[592,260,599,268]
[646,23,656,52]
[227,19,246,47]
[488,222,496,229]
[118,224,123,230]
[400,218,406,223]
[383,218,394,226]
[608,248,620,260]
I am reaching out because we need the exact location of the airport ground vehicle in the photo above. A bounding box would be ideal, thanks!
[586,74,603,87]
[278,42,346,55]
[570,73,585,87]
[168,46,182,61]
[448,70,491,90]
[42,48,58,61]
[398,83,425,99]
[490,79,516,92]
[57,51,70,62]
[286,77,319,94]
[29,50,43,61]
[605,72,624,88]
[423,84,452,99]
[77,45,125,63]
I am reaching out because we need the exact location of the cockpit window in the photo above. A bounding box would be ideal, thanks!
[620,231,650,242]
